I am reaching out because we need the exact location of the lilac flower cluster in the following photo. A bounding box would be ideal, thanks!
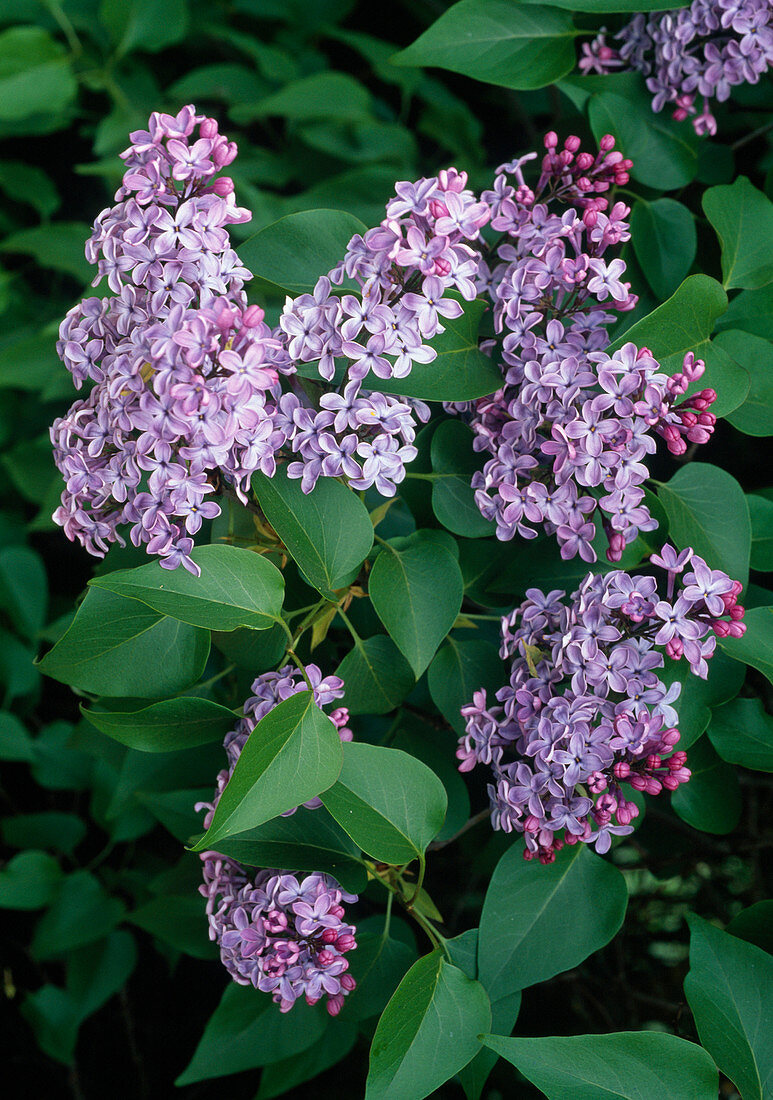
[457,544,745,863]
[51,105,293,575]
[275,170,490,495]
[580,0,773,135]
[197,665,357,1014]
[451,133,716,563]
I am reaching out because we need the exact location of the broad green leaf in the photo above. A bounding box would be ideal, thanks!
[20,985,79,1066]
[214,807,367,895]
[0,849,62,909]
[212,622,287,669]
[369,534,464,676]
[335,633,415,715]
[81,696,237,753]
[709,696,773,772]
[365,951,491,1100]
[429,419,493,537]
[0,711,35,761]
[482,1031,718,1099]
[0,160,58,216]
[657,649,746,750]
[0,223,91,283]
[522,0,688,7]
[90,544,284,631]
[239,209,366,296]
[253,467,373,598]
[136,787,211,843]
[391,717,471,841]
[346,914,419,1022]
[193,692,343,850]
[630,198,696,299]
[31,871,125,959]
[656,464,751,589]
[716,330,773,436]
[727,901,773,956]
[99,0,189,54]
[748,494,773,569]
[37,587,210,698]
[428,639,506,734]
[66,931,137,1022]
[128,894,216,959]
[320,741,447,864]
[391,1,577,91]
[685,914,773,1100]
[0,545,47,639]
[370,300,502,401]
[716,284,773,341]
[167,62,267,104]
[0,26,76,122]
[1,812,85,855]
[478,842,628,1000]
[176,983,327,1084]
[233,72,373,124]
[671,736,741,834]
[719,606,773,684]
[589,90,699,190]
[256,1022,358,1099]
[703,176,773,290]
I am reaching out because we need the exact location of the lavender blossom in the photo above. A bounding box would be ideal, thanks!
[457,544,745,864]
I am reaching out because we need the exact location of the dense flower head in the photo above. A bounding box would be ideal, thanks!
[580,0,773,135]
[447,136,716,563]
[457,544,745,863]
[51,105,292,575]
[197,666,357,1014]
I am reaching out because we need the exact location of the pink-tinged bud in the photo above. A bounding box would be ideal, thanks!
[326,994,345,1017]
[576,152,594,170]
[577,177,592,192]
[434,258,451,277]
[713,620,732,637]
[728,621,746,638]
[322,928,338,944]
[558,149,573,167]
[645,777,662,796]
[341,974,356,992]
[662,729,680,747]
[669,751,687,768]
[729,605,745,621]
[524,814,540,833]
[330,904,345,920]
[214,140,238,168]
[429,198,449,219]
[604,150,623,167]
[665,638,683,659]
[731,580,743,597]
[336,934,356,952]
[662,774,680,790]
[600,133,616,150]
[564,135,581,152]
[629,774,647,791]
[200,118,219,139]
[583,208,599,228]
[614,761,631,780]
[210,176,234,196]
[647,754,662,770]
[544,131,558,149]
[673,107,689,121]
[317,950,335,967]
[241,304,264,328]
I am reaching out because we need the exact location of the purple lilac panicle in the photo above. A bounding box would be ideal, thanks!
[457,544,745,864]
[580,0,773,136]
[449,132,717,564]
[197,665,357,1015]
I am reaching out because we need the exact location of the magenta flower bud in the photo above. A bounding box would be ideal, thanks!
[645,777,662,796]
[646,754,662,769]
[321,927,338,944]
[576,152,594,170]
[629,775,647,791]
[669,751,687,768]
[613,761,631,780]
[200,118,219,139]
[330,903,345,920]
[729,605,745,621]
[210,176,234,196]
[564,135,581,152]
[712,619,732,637]
[341,973,356,992]
[665,637,683,659]
[662,729,680,748]
[241,304,264,328]
[599,133,615,150]
[728,621,746,638]
[544,131,558,149]
[326,994,345,1017]
[662,774,680,790]
[336,934,356,952]
[583,207,599,227]
[317,949,335,967]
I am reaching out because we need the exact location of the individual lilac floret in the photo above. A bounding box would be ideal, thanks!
[50,105,292,574]
[580,1,773,136]
[197,665,357,1014]
[457,544,745,864]
[446,132,716,563]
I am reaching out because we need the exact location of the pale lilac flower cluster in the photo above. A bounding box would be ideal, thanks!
[50,106,295,575]
[457,544,745,864]
[197,666,357,1015]
[580,0,773,135]
[451,133,716,563]
[276,169,490,494]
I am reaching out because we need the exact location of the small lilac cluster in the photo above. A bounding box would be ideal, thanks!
[457,544,745,863]
[275,170,490,495]
[197,665,357,1014]
[580,0,773,136]
[452,133,716,563]
[51,106,292,575]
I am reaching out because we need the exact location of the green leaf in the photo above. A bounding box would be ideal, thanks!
[709,696,773,772]
[478,842,628,1001]
[0,710,35,761]
[369,534,464,676]
[81,696,237,753]
[365,951,491,1100]
[589,90,699,191]
[256,1021,358,1099]
[0,849,62,909]
[459,989,522,1100]
[128,894,216,959]
[0,160,59,217]
[136,787,211,843]
[428,639,506,734]
[391,1,577,91]
[0,545,47,639]
[193,692,343,850]
[1,812,85,855]
[175,983,327,1085]
[630,198,696,300]
[522,0,690,7]
[233,72,373,124]
[320,741,447,864]
[716,330,773,436]
[685,914,773,1100]
[90,544,284,631]
[66,930,137,1022]
[657,651,745,750]
[656,464,751,589]
[253,467,373,598]
[429,420,493,537]
[482,1031,719,1099]
[239,209,367,296]
[391,717,471,841]
[335,633,415,715]
[748,494,773,569]
[719,606,773,684]
[716,284,773,341]
[20,985,80,1066]
[99,0,189,55]
[370,299,503,402]
[671,736,741,834]
[31,871,125,959]
[703,176,773,290]
[213,807,367,896]
[727,902,773,956]
[0,26,76,122]
[0,223,91,283]
[37,587,210,698]
[346,915,419,1022]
